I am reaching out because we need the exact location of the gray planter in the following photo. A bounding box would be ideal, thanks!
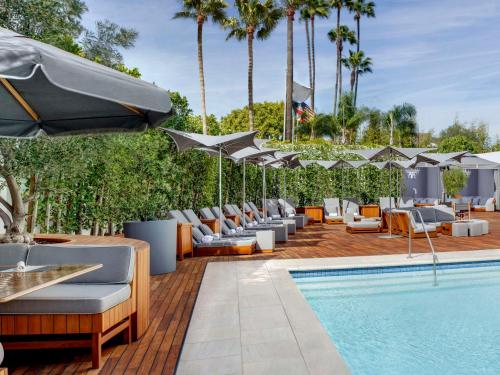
[124,219,177,275]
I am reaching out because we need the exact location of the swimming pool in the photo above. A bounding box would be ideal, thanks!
[292,260,500,375]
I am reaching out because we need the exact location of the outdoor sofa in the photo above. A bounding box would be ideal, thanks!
[0,244,137,369]
[451,196,495,212]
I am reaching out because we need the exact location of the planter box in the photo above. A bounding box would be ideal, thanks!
[124,219,176,275]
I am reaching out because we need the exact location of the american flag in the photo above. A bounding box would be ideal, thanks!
[292,101,315,123]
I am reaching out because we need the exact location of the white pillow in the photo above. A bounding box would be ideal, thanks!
[272,214,281,219]
[329,213,338,217]
[236,226,243,233]
[230,229,236,234]
[201,235,213,244]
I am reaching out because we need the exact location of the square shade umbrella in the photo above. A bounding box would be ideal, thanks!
[228,143,279,228]
[0,27,172,137]
[260,152,301,218]
[352,147,434,238]
[162,128,259,237]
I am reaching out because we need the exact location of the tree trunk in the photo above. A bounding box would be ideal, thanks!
[333,7,341,117]
[1,174,30,243]
[197,17,208,135]
[350,68,356,92]
[354,16,360,107]
[311,16,316,113]
[26,174,38,234]
[44,191,51,233]
[304,18,314,140]
[247,27,255,131]
[285,7,294,142]
[55,193,63,233]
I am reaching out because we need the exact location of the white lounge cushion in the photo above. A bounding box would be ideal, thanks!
[348,221,380,229]
[413,224,437,233]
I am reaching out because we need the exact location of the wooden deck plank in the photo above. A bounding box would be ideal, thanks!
[4,212,500,374]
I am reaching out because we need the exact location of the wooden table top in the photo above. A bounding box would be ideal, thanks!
[360,204,380,207]
[0,263,102,303]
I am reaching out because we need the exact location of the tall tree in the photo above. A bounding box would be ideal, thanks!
[386,103,417,147]
[82,20,138,68]
[300,0,329,112]
[350,0,375,105]
[342,50,372,92]
[174,0,228,135]
[330,0,352,117]
[225,0,282,131]
[328,25,356,143]
[336,92,366,144]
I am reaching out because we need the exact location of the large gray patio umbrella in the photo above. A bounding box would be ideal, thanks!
[0,27,172,137]
[353,147,434,238]
[162,128,259,237]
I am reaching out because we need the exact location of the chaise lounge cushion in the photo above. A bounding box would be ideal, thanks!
[194,238,255,248]
[0,284,131,314]
[168,210,189,224]
[0,243,30,266]
[199,224,214,235]
[27,245,134,284]
[348,221,380,229]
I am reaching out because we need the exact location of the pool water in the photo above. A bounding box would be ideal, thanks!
[292,261,500,375]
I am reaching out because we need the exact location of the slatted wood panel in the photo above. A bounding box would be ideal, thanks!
[5,212,500,374]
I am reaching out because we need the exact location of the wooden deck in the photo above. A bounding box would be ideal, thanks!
[5,212,500,374]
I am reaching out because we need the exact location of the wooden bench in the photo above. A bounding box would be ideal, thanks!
[0,240,150,369]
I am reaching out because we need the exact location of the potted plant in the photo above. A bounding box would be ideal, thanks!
[442,168,468,201]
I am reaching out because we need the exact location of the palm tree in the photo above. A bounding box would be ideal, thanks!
[225,1,282,131]
[299,0,330,112]
[351,0,375,105]
[342,50,372,92]
[330,0,352,117]
[336,92,366,144]
[328,25,356,142]
[174,0,228,135]
[282,0,304,141]
[386,103,418,146]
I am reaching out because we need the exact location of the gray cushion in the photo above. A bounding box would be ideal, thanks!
[266,201,281,217]
[248,202,259,212]
[192,227,204,243]
[414,208,436,223]
[224,204,237,215]
[0,284,131,314]
[0,243,29,266]
[168,210,188,224]
[27,245,134,284]
[479,196,489,205]
[194,238,255,248]
[435,209,454,222]
[199,224,214,235]
[182,209,203,227]
[231,204,243,216]
[199,207,216,220]
[226,219,237,230]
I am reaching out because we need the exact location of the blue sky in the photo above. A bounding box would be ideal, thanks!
[82,0,500,138]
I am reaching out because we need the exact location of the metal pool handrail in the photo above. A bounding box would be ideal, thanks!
[407,209,439,286]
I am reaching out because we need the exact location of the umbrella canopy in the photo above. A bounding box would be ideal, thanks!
[352,147,435,161]
[162,129,259,236]
[443,155,500,169]
[163,128,259,154]
[413,151,468,166]
[0,27,172,137]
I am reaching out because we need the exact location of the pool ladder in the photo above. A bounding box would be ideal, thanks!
[407,210,439,286]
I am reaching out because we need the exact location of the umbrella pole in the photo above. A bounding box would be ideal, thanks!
[262,163,266,222]
[284,168,287,217]
[242,158,246,229]
[219,148,223,238]
[389,154,392,237]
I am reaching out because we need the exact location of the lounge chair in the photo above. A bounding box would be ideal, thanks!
[166,210,193,260]
[414,197,439,206]
[346,219,381,233]
[398,198,414,208]
[267,199,308,228]
[245,202,298,233]
[393,209,438,238]
[323,198,343,224]
[278,198,310,227]
[342,199,364,220]
[455,196,496,212]
[214,205,288,242]
[379,197,396,211]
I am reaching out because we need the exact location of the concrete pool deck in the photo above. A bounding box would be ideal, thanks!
[176,249,500,375]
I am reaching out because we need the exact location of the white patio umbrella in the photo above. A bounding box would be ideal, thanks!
[353,147,434,238]
[162,128,259,237]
